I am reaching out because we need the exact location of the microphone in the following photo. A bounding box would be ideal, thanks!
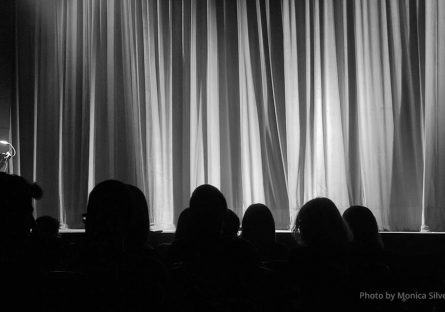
[0,141,16,173]
[1,152,11,159]
[0,140,16,157]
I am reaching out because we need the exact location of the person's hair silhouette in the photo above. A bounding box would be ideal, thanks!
[242,204,275,246]
[242,203,289,261]
[188,184,227,237]
[343,205,383,249]
[85,179,133,252]
[294,197,349,250]
[125,184,151,253]
[0,172,42,248]
[222,209,240,237]
[175,207,191,241]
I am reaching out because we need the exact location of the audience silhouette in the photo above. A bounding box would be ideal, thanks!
[168,184,260,267]
[82,179,171,311]
[33,215,60,240]
[125,184,156,258]
[168,184,276,311]
[2,172,440,311]
[30,215,62,272]
[290,197,356,312]
[343,205,398,312]
[155,207,191,267]
[222,208,240,238]
[0,172,43,309]
[242,203,289,261]
[174,207,192,241]
[343,206,394,271]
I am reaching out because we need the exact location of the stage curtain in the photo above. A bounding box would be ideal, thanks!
[12,0,445,231]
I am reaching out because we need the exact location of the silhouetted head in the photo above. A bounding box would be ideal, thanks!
[0,172,42,247]
[175,207,191,240]
[189,184,227,237]
[85,180,134,252]
[126,184,151,251]
[34,216,60,239]
[343,205,383,249]
[293,198,348,250]
[242,204,275,246]
[222,209,240,237]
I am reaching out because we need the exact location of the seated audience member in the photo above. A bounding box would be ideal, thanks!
[168,184,260,268]
[290,197,356,312]
[168,185,270,311]
[33,216,60,239]
[222,208,240,238]
[241,203,289,261]
[241,204,291,310]
[0,172,43,307]
[343,206,397,312]
[156,207,191,267]
[174,207,191,241]
[83,180,171,311]
[343,206,393,270]
[125,184,157,258]
[29,215,62,272]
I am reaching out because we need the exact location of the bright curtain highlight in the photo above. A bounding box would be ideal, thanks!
[12,0,445,231]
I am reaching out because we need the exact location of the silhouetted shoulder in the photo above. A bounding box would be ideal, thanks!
[169,236,261,269]
[220,236,262,268]
[262,241,289,261]
[289,245,310,263]
[82,250,172,311]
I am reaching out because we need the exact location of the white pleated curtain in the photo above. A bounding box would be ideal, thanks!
[13,0,445,231]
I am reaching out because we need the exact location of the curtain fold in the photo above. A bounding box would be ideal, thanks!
[12,0,445,231]
[423,0,445,232]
